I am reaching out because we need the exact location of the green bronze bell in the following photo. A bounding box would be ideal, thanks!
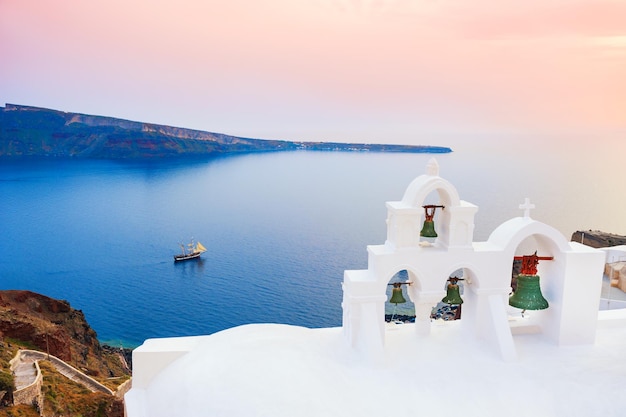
[509,274,549,310]
[442,282,463,305]
[420,220,437,238]
[389,285,407,304]
[420,205,443,238]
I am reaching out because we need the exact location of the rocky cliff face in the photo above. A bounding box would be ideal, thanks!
[0,290,130,417]
[0,291,123,377]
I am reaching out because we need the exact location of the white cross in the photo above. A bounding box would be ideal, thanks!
[519,197,535,218]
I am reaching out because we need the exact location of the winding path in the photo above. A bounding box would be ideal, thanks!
[13,349,113,395]
[12,353,37,390]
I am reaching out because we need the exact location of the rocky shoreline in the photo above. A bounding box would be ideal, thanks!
[102,344,133,370]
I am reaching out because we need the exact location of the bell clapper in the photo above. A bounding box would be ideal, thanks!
[391,304,399,322]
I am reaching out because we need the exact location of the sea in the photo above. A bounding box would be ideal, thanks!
[1,135,625,348]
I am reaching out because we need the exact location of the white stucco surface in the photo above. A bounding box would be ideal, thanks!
[126,312,626,417]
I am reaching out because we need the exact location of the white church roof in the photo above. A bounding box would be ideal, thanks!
[125,313,626,417]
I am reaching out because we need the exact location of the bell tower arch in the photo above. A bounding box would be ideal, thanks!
[385,158,477,250]
[342,159,606,362]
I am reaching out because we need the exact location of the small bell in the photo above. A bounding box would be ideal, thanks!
[389,283,407,304]
[388,282,410,322]
[442,277,463,305]
[420,220,437,238]
[509,274,548,311]
[420,205,444,238]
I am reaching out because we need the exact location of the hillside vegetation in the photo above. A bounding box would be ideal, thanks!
[0,104,452,159]
[0,290,130,417]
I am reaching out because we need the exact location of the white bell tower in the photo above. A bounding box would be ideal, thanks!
[342,159,605,362]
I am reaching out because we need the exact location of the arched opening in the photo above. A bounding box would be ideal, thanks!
[385,270,415,323]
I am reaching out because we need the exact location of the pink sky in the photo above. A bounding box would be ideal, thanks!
[1,0,625,145]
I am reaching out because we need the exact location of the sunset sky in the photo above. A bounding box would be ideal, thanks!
[1,0,625,145]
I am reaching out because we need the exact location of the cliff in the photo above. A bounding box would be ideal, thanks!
[0,290,129,379]
[0,104,452,159]
[0,290,130,417]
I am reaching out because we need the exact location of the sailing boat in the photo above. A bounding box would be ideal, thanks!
[174,239,207,262]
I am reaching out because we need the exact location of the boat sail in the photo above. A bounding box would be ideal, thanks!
[174,239,207,262]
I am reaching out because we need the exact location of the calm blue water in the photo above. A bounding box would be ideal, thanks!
[2,139,625,347]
